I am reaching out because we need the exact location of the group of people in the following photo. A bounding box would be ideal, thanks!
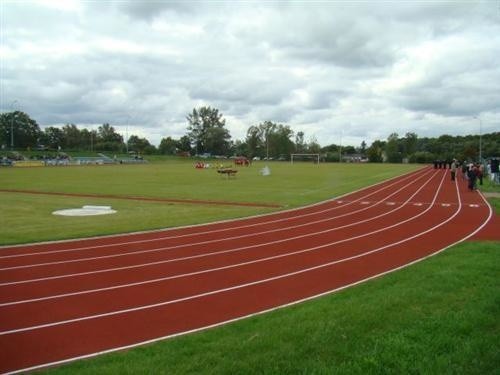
[436,159,484,191]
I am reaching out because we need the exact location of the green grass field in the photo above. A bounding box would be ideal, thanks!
[1,160,498,374]
[0,160,418,245]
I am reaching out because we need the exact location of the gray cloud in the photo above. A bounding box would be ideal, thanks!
[1,0,499,147]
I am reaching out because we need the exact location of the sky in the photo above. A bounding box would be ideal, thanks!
[1,0,499,148]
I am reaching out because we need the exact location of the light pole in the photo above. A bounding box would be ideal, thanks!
[10,100,18,151]
[473,116,482,162]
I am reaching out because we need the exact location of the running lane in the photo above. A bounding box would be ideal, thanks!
[0,168,491,374]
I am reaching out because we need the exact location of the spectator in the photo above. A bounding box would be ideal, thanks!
[450,160,457,181]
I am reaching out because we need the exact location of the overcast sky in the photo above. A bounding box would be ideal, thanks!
[1,0,499,147]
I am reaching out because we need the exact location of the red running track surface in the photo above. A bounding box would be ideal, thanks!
[0,167,493,374]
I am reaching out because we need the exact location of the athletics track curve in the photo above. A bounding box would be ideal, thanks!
[0,167,494,374]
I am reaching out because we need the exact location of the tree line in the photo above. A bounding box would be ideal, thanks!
[0,107,498,162]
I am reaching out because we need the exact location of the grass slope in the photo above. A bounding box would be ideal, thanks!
[47,241,499,375]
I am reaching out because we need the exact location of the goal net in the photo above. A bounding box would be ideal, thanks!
[290,154,320,164]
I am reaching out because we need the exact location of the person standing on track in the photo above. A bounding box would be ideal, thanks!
[462,162,468,181]
[467,163,477,191]
[450,159,457,181]
[477,163,484,186]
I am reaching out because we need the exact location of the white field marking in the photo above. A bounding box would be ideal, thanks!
[0,171,460,335]
[0,171,439,286]
[8,176,492,375]
[386,202,396,206]
[469,204,479,208]
[0,171,443,305]
[414,203,423,206]
[0,168,432,259]
[441,203,451,207]
[0,170,435,272]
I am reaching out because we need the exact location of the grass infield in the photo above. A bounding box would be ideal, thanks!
[0,160,417,245]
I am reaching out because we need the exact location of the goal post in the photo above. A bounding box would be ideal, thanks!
[290,153,320,164]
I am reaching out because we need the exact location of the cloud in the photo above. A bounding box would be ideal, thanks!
[1,1,499,147]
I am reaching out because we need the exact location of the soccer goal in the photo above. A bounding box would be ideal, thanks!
[290,153,320,164]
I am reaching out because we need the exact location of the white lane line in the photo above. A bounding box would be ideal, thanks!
[0,171,461,336]
[0,168,431,259]
[0,171,439,286]
[0,171,443,306]
[0,170,435,272]
[8,172,493,375]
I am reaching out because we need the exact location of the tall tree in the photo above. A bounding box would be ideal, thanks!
[367,140,385,163]
[245,125,262,158]
[96,123,123,151]
[231,139,247,156]
[177,135,192,153]
[404,132,418,158]
[61,123,82,150]
[386,132,402,163]
[271,123,294,158]
[360,140,367,155]
[40,126,64,150]
[79,128,95,152]
[127,135,152,153]
[186,106,230,155]
[307,136,321,154]
[246,121,294,159]
[259,121,277,158]
[159,136,178,155]
[0,111,41,149]
[295,131,306,153]
[205,126,231,155]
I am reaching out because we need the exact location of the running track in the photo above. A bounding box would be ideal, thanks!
[0,167,494,374]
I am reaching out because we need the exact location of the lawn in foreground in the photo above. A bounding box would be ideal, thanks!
[46,240,499,374]
[0,161,419,245]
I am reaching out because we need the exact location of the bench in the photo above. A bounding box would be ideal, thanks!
[217,169,238,178]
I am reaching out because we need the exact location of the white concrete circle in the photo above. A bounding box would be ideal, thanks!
[53,205,117,216]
